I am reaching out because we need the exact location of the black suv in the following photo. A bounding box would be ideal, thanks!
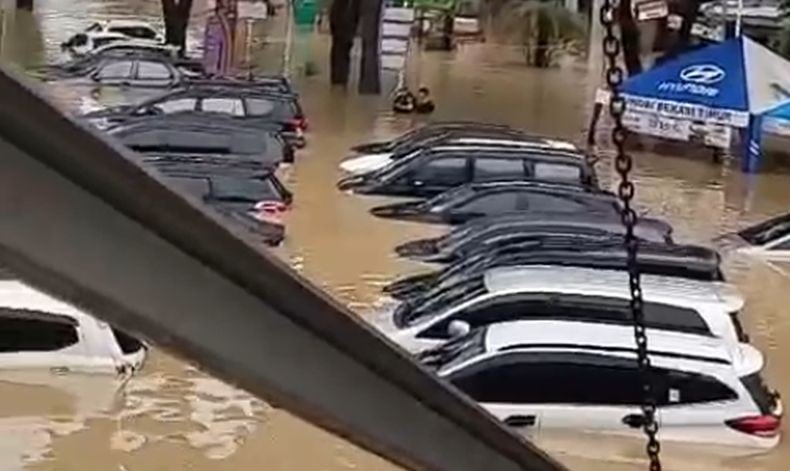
[338,147,597,198]
[370,181,617,225]
[384,241,723,301]
[83,85,306,148]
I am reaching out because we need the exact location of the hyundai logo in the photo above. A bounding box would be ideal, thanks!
[679,64,726,85]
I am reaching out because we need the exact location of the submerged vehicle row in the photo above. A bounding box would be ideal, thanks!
[341,122,782,450]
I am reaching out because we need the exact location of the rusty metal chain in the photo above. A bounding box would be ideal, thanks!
[599,1,662,470]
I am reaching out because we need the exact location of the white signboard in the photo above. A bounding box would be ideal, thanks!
[625,110,733,149]
[624,111,691,142]
[238,0,268,19]
[381,7,413,72]
[633,0,668,21]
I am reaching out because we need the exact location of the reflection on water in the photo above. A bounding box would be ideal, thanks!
[2,1,790,469]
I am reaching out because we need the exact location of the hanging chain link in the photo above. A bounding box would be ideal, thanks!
[599,2,662,470]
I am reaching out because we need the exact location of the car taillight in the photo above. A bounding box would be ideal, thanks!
[725,415,782,438]
[252,200,288,225]
[291,117,307,131]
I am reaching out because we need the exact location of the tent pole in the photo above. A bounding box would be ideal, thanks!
[735,0,743,36]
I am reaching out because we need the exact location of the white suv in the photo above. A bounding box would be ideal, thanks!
[0,280,146,374]
[378,265,748,353]
[422,320,782,449]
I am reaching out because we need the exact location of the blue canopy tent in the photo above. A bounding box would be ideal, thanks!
[620,36,790,172]
[762,100,790,138]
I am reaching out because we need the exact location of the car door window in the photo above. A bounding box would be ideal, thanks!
[533,162,582,182]
[473,158,526,181]
[245,98,277,116]
[412,157,468,185]
[96,60,134,80]
[451,192,520,214]
[136,61,173,81]
[421,294,712,340]
[202,98,245,116]
[110,26,157,39]
[0,308,79,352]
[150,97,198,114]
[658,370,737,406]
[450,353,644,405]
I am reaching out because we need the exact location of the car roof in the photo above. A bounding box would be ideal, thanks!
[439,241,722,282]
[430,135,578,150]
[93,40,173,51]
[106,19,156,28]
[424,145,587,161]
[481,320,737,365]
[85,31,129,40]
[449,213,671,240]
[445,181,611,197]
[482,265,742,311]
[0,280,87,320]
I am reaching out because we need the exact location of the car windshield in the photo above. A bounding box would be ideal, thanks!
[210,176,283,203]
[738,213,790,246]
[418,328,486,371]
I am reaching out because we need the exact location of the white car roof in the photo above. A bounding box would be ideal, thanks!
[106,19,156,28]
[87,31,129,40]
[482,320,761,374]
[483,265,743,312]
[447,137,578,151]
[0,280,87,320]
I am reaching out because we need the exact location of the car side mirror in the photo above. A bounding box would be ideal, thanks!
[447,320,471,338]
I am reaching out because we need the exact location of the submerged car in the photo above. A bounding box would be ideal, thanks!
[380,265,748,354]
[395,213,674,264]
[338,146,597,198]
[108,111,290,166]
[727,212,790,261]
[83,85,306,147]
[341,132,579,176]
[421,320,781,449]
[0,279,146,374]
[46,52,203,105]
[384,240,724,301]
[165,173,289,246]
[370,181,618,225]
[350,121,534,155]
[60,31,131,56]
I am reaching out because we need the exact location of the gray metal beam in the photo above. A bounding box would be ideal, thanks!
[0,67,567,471]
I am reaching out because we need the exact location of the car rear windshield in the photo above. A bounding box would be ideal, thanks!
[418,328,486,371]
[398,277,486,327]
[740,373,777,414]
[738,213,790,246]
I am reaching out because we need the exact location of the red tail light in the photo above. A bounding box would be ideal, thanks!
[291,117,307,131]
[252,200,288,225]
[725,415,782,438]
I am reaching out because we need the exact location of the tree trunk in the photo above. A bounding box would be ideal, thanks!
[663,0,700,60]
[534,10,551,68]
[358,0,383,94]
[162,0,194,56]
[329,0,360,86]
[16,0,33,10]
[618,0,642,76]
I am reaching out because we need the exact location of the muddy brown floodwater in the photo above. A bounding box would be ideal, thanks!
[1,1,790,470]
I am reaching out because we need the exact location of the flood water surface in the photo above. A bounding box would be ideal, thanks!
[1,1,790,470]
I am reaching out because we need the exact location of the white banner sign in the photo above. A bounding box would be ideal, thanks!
[623,94,750,128]
[625,110,733,149]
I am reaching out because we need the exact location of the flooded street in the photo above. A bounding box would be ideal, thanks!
[2,1,790,469]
